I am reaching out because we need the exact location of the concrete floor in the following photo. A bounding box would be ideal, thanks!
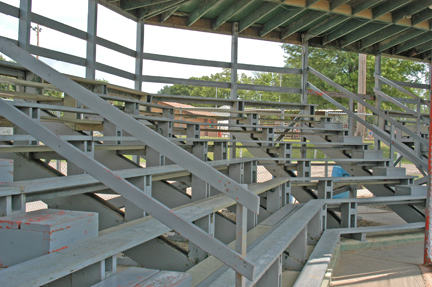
[331,242,426,286]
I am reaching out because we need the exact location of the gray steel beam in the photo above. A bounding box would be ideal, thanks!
[377,28,426,52]
[259,8,302,37]
[412,8,432,25]
[0,96,256,280]
[0,38,258,280]
[304,15,349,41]
[18,0,31,51]
[329,0,350,10]
[307,77,427,170]
[187,0,219,27]
[341,22,388,48]
[360,25,409,50]
[394,32,432,54]
[121,0,172,11]
[282,10,328,40]
[239,2,279,33]
[213,0,254,30]
[137,0,184,20]
[392,0,432,23]
[323,19,369,45]
[86,0,98,80]
[372,0,413,19]
[161,6,179,23]
[351,0,386,15]
[134,20,144,90]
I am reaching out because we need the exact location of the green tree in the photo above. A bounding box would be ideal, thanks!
[282,44,429,110]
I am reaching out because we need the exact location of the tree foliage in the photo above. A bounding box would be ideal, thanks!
[158,45,429,110]
[282,44,429,110]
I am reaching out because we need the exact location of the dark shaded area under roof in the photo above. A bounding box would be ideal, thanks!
[100,0,432,63]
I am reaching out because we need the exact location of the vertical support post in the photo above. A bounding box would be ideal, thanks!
[188,213,215,263]
[244,161,258,230]
[86,0,98,80]
[357,53,367,139]
[317,180,333,199]
[348,98,354,136]
[68,140,94,175]
[425,60,432,265]
[213,141,228,160]
[125,175,152,220]
[284,228,307,271]
[267,185,282,213]
[301,39,309,159]
[235,203,247,287]
[341,202,357,228]
[374,54,382,151]
[230,22,239,160]
[191,142,210,201]
[18,0,31,51]
[282,181,292,206]
[135,20,144,91]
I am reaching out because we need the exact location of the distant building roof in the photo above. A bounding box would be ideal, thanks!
[158,102,218,117]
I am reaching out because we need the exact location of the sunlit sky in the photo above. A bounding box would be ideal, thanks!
[0,0,287,93]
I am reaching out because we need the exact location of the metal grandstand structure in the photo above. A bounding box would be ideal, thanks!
[0,0,430,286]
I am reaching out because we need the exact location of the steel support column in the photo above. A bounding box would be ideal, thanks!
[18,0,31,51]
[301,39,308,159]
[135,20,144,91]
[230,22,239,160]
[374,54,382,151]
[0,38,259,280]
[86,0,97,80]
[425,60,432,265]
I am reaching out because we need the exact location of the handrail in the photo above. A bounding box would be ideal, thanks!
[309,67,428,147]
[374,88,430,124]
[308,82,428,170]
[375,73,430,107]
[0,37,258,280]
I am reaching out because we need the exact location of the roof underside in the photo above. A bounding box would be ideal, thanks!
[100,0,432,63]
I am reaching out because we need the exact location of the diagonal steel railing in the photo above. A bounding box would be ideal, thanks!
[373,88,430,124]
[375,73,430,108]
[0,37,257,280]
[308,81,428,171]
[310,67,428,165]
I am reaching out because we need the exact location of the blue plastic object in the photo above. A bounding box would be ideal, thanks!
[332,165,350,198]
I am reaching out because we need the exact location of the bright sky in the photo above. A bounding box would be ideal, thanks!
[0,0,287,93]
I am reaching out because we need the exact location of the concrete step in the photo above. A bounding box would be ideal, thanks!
[372,167,406,176]
[395,185,427,196]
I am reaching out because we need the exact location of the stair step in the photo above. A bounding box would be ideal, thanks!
[352,150,383,159]
[330,135,363,144]
[314,122,344,130]
[91,267,191,287]
[395,185,427,196]
[372,167,406,176]
[0,209,98,267]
